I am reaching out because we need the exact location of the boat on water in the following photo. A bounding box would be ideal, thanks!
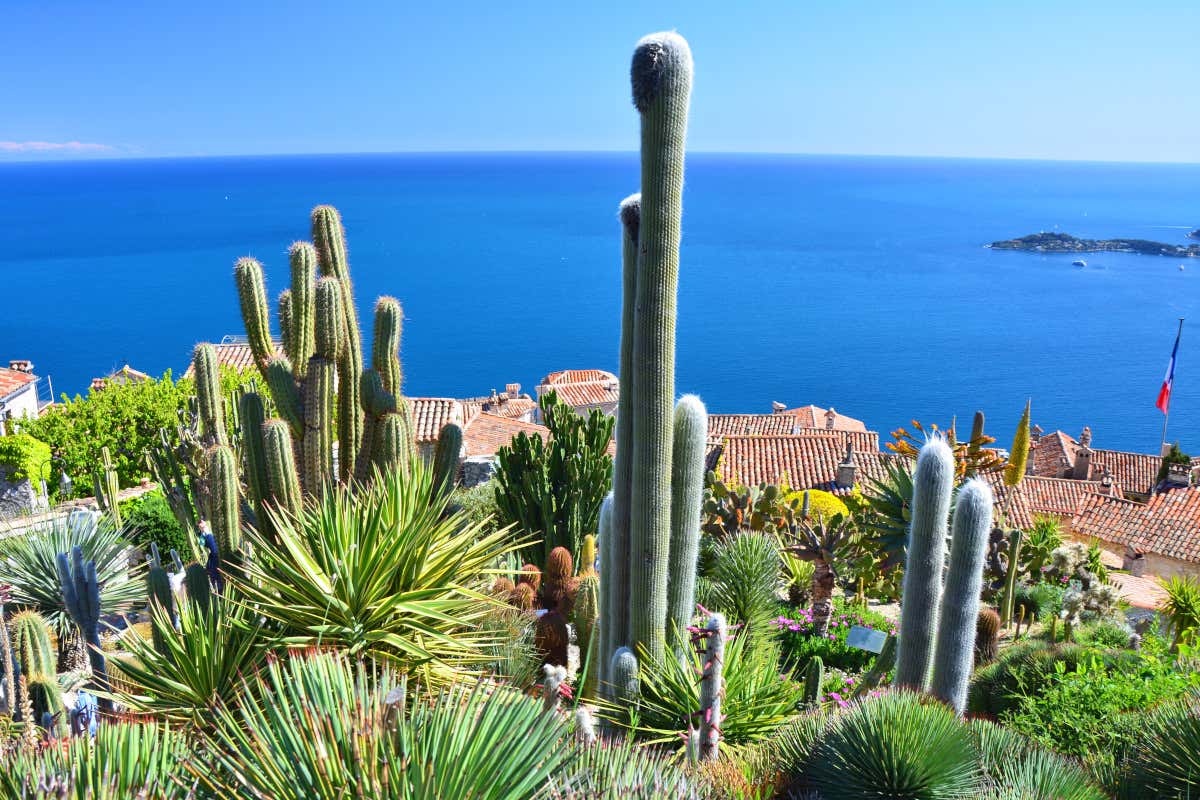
[1072,259,1087,267]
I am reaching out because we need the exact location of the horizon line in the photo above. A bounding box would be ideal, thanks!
[3,148,1200,168]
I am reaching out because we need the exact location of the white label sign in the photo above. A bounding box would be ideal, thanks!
[846,625,887,653]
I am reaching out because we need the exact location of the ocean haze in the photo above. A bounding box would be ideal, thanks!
[1,152,1196,453]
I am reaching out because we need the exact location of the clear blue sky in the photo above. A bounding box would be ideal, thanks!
[4,0,1198,162]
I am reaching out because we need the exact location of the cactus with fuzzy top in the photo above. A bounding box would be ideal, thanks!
[698,612,725,761]
[57,547,113,712]
[667,395,706,644]
[623,31,695,667]
[803,655,824,709]
[895,438,955,689]
[930,479,993,713]
[542,664,567,713]
[609,646,640,709]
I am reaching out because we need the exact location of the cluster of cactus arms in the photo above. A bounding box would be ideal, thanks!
[600,32,704,700]
[55,547,113,713]
[92,446,121,527]
[895,438,994,714]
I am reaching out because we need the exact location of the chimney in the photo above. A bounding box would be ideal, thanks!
[1099,468,1114,495]
[8,359,33,373]
[505,383,521,398]
[836,442,856,489]
[1030,424,1044,443]
[771,401,786,414]
[1164,462,1192,490]
[1073,445,1092,480]
[1079,426,1092,447]
[825,407,837,430]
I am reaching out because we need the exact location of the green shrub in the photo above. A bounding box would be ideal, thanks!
[1119,694,1200,800]
[1024,581,1066,622]
[0,433,51,485]
[772,598,897,675]
[1000,646,1200,773]
[1074,619,1134,649]
[450,482,502,538]
[120,491,190,555]
[806,690,982,800]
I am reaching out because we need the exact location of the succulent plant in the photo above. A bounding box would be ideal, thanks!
[698,612,726,761]
[56,546,114,712]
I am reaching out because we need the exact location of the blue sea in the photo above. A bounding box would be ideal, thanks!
[1,153,1197,453]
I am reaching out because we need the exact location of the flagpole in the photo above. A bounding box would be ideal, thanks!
[1161,317,1184,452]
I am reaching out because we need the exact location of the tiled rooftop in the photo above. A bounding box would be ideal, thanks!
[710,434,898,494]
[774,404,868,432]
[0,367,37,400]
[463,412,549,458]
[1073,487,1200,565]
[182,339,284,377]
[708,414,798,437]
[407,398,465,443]
[536,369,619,409]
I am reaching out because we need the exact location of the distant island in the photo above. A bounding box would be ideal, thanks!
[989,231,1200,258]
[1189,229,1200,240]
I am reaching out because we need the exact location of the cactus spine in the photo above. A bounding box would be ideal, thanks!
[373,297,403,397]
[207,445,242,573]
[578,534,597,577]
[303,278,343,494]
[234,257,275,375]
[432,423,462,501]
[10,611,53,684]
[192,343,227,446]
[698,612,725,761]
[930,479,993,714]
[624,31,693,665]
[240,392,271,533]
[56,546,112,712]
[667,394,706,645]
[262,419,302,520]
[895,437,955,689]
[803,655,824,709]
[574,573,600,696]
[287,242,317,379]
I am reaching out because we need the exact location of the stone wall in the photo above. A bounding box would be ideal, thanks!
[0,466,46,521]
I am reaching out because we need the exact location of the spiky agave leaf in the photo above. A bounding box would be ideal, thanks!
[192,650,573,800]
[544,737,700,799]
[1119,694,1200,800]
[807,690,982,800]
[0,720,190,799]
[0,514,144,641]
[971,719,1106,800]
[108,590,268,726]
[233,460,528,687]
[701,532,782,634]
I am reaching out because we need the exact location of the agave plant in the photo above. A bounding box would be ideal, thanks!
[971,719,1107,800]
[233,462,526,686]
[192,650,574,800]
[0,720,191,799]
[607,625,803,749]
[108,591,268,725]
[861,459,915,571]
[0,512,144,662]
[1119,694,1200,799]
[546,738,700,799]
[698,532,781,635]
[807,690,982,800]
[782,509,855,636]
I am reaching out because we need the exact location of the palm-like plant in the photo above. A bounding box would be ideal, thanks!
[807,690,982,800]
[607,625,804,749]
[784,508,855,635]
[1160,575,1200,647]
[108,591,268,725]
[0,513,143,661]
[192,650,574,800]
[861,460,915,571]
[0,720,190,799]
[234,462,525,686]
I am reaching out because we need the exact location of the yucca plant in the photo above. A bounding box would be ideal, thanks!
[699,532,781,635]
[0,514,143,660]
[546,738,700,799]
[1160,575,1200,647]
[971,719,1107,800]
[807,690,982,800]
[783,510,855,635]
[108,590,268,725]
[193,650,573,799]
[234,462,526,686]
[0,720,191,799]
[1119,694,1200,799]
[608,625,803,749]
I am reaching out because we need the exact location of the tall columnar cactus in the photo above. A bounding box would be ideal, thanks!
[56,547,113,712]
[312,205,366,484]
[573,574,600,696]
[240,391,271,534]
[624,31,694,665]
[930,479,993,714]
[609,646,640,710]
[803,655,824,709]
[93,446,122,528]
[1000,528,1024,627]
[372,297,403,397]
[698,612,726,761]
[895,437,955,689]
[303,278,343,493]
[432,422,462,502]
[0,599,13,715]
[262,419,302,520]
[207,445,242,574]
[192,343,227,446]
[287,242,317,380]
[667,394,706,645]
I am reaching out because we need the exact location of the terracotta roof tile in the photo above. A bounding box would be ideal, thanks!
[1089,449,1160,496]
[536,369,619,409]
[984,474,1123,530]
[182,340,284,377]
[463,413,550,458]
[407,398,464,443]
[541,369,617,386]
[708,414,798,437]
[1029,430,1080,477]
[1072,487,1200,565]
[460,395,537,421]
[774,404,868,432]
[710,434,897,494]
[0,367,37,400]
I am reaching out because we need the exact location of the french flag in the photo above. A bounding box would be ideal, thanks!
[1156,324,1182,414]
